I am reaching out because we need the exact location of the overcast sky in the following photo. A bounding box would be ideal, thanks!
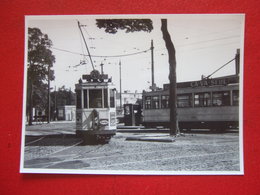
[26,14,244,92]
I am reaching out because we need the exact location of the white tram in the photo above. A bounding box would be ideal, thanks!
[75,70,117,143]
[142,75,240,131]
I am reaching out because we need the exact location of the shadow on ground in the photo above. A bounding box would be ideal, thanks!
[25,134,107,146]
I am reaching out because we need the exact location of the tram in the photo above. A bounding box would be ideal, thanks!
[142,75,240,131]
[75,70,117,143]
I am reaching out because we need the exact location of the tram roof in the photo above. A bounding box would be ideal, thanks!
[143,75,239,94]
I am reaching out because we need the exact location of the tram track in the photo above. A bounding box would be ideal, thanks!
[25,136,46,146]
[24,139,108,168]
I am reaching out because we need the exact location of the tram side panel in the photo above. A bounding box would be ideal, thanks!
[142,84,239,130]
[178,106,239,130]
[143,106,239,130]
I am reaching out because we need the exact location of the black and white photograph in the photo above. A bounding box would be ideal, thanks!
[20,14,244,175]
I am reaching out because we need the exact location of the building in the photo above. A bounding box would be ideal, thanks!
[116,91,142,108]
[57,105,76,121]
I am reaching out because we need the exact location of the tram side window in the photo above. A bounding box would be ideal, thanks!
[212,91,230,106]
[145,96,151,109]
[194,92,211,107]
[177,94,192,108]
[89,89,102,108]
[76,90,82,109]
[151,96,159,109]
[83,90,88,108]
[161,95,169,108]
[109,89,115,108]
[232,90,239,106]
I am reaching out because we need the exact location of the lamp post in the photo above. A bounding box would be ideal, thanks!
[151,40,155,91]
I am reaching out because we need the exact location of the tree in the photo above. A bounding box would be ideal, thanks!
[51,86,75,107]
[161,19,178,136]
[96,18,178,135]
[27,28,55,125]
[50,86,75,121]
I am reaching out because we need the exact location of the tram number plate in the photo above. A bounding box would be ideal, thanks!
[99,119,109,126]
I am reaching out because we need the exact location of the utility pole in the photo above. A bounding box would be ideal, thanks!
[47,64,50,123]
[119,60,122,109]
[235,49,240,75]
[54,86,57,121]
[151,40,155,91]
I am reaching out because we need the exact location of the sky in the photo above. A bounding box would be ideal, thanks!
[26,14,244,93]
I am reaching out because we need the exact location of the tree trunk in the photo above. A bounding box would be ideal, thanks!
[161,19,178,136]
[28,80,33,126]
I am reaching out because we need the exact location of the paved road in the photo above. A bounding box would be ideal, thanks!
[22,122,242,173]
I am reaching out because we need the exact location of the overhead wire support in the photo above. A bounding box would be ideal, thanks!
[77,21,95,70]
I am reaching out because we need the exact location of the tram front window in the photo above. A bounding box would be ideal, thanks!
[110,89,115,108]
[83,90,88,108]
[104,89,108,108]
[76,90,82,109]
[89,89,102,108]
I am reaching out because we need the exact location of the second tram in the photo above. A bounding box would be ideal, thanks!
[142,75,240,131]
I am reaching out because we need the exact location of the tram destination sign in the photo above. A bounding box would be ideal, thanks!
[163,75,239,90]
[82,70,110,82]
[190,78,228,87]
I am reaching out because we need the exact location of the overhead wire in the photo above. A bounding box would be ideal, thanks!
[52,47,151,58]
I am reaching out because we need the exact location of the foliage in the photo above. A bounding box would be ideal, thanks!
[27,28,55,81]
[51,86,76,107]
[96,19,153,34]
[32,82,48,111]
[27,27,56,124]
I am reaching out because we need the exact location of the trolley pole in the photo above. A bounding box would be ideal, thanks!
[119,60,122,109]
[100,63,104,74]
[77,21,95,70]
[151,40,155,91]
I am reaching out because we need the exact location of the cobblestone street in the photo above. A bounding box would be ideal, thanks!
[22,122,242,173]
